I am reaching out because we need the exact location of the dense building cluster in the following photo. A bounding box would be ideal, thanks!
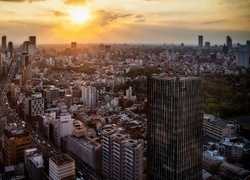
[0,35,250,180]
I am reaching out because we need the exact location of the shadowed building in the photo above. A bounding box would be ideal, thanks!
[147,75,203,180]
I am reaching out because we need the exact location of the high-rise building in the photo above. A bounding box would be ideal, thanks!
[198,35,203,48]
[3,124,32,166]
[226,36,232,50]
[49,154,75,180]
[1,36,7,52]
[71,42,77,49]
[205,42,210,48]
[147,75,203,180]
[29,36,36,45]
[102,128,144,180]
[81,86,97,107]
[0,53,2,76]
[8,41,13,54]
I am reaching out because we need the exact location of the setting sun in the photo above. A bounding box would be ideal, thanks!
[68,7,91,24]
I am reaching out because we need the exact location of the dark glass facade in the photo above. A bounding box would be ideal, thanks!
[147,75,203,180]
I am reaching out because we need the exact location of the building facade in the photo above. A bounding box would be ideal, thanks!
[3,124,32,166]
[198,35,203,48]
[147,75,203,180]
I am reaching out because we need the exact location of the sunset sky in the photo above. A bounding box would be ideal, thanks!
[0,0,250,45]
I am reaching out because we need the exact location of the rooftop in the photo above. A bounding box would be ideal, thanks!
[50,154,74,166]
[151,73,200,81]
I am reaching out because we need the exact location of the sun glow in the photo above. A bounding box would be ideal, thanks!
[68,7,91,24]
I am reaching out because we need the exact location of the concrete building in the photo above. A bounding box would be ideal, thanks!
[147,75,203,180]
[71,42,77,49]
[24,93,44,121]
[203,114,237,140]
[198,35,203,48]
[3,123,32,166]
[202,150,225,171]
[81,86,97,107]
[102,128,144,180]
[53,112,73,148]
[44,87,59,105]
[49,154,75,180]
[235,48,250,68]
[126,86,133,101]
[29,36,36,45]
[226,36,232,50]
[124,139,144,180]
[220,161,250,180]
[219,137,245,160]
[25,149,44,180]
[67,133,102,175]
[2,36,6,52]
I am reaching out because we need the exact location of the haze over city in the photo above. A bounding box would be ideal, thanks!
[0,0,250,45]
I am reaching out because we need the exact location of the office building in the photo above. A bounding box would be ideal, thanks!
[0,53,2,76]
[44,87,59,105]
[67,129,102,176]
[147,75,203,180]
[24,93,44,122]
[235,48,250,68]
[71,42,77,49]
[29,36,36,45]
[203,114,237,140]
[2,36,7,52]
[3,123,32,166]
[8,41,13,55]
[198,35,203,48]
[49,154,75,180]
[23,41,30,52]
[205,42,210,48]
[53,112,73,148]
[226,36,232,50]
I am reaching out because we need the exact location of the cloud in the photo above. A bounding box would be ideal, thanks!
[135,15,144,19]
[0,0,45,2]
[64,0,91,5]
[92,10,132,26]
[51,11,68,17]
[202,20,227,24]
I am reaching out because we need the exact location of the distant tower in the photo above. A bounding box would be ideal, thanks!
[198,35,203,48]
[0,53,2,76]
[71,42,77,49]
[29,36,36,45]
[8,41,13,53]
[226,36,232,50]
[205,42,210,48]
[2,36,7,52]
[147,75,203,180]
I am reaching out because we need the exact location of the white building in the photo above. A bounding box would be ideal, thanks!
[49,154,75,180]
[203,114,237,140]
[53,112,73,148]
[81,86,97,107]
[126,86,133,101]
[102,128,144,180]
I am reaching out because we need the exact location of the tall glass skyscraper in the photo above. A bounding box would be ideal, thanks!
[147,75,203,180]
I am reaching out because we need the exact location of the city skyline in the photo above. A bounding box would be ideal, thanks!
[0,0,250,45]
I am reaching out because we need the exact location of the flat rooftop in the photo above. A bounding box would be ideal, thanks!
[151,74,200,81]
[50,154,74,166]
